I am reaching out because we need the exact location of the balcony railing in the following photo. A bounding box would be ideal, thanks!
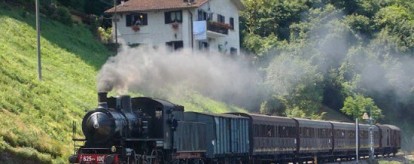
[207,21,230,35]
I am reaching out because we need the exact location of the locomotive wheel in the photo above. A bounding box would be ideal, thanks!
[127,151,137,164]
[149,149,158,164]
[191,159,204,164]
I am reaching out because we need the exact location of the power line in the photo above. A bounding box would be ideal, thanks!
[36,0,42,81]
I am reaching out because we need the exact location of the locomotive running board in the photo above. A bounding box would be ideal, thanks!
[174,151,205,159]
[72,138,86,141]
[124,138,163,141]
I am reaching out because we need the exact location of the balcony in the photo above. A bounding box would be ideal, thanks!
[207,21,230,35]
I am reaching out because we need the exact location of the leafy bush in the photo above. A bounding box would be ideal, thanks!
[97,27,112,43]
[48,6,73,26]
[340,94,383,121]
[260,97,286,116]
[344,14,373,36]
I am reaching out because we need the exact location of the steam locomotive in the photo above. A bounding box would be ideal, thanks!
[69,92,401,164]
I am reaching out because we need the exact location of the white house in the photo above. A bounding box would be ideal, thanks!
[105,0,244,55]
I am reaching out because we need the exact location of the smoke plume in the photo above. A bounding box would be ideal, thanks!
[97,45,263,109]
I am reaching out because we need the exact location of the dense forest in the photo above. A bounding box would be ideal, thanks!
[241,0,414,150]
[1,0,414,160]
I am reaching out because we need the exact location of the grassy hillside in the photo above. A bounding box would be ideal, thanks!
[0,3,246,163]
[0,2,111,163]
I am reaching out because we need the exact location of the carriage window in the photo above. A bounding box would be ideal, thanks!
[283,126,288,137]
[286,127,291,137]
[289,127,296,137]
[254,125,259,137]
[336,130,341,138]
[311,128,314,137]
[349,131,355,137]
[260,125,264,136]
[267,125,273,137]
[320,129,324,138]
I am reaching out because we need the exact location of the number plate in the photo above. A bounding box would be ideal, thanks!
[79,154,116,164]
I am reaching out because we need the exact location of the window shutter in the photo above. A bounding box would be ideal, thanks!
[197,10,202,20]
[143,14,148,25]
[126,14,132,26]
[165,12,171,24]
[230,17,234,30]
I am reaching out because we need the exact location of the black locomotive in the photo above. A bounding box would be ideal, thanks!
[69,93,401,164]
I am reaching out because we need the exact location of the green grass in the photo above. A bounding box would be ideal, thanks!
[0,3,246,163]
[0,2,110,163]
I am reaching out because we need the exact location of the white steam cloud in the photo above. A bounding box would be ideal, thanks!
[97,45,263,109]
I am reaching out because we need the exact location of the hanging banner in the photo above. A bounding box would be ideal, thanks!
[193,21,207,40]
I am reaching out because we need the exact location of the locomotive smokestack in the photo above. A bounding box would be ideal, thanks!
[97,92,109,109]
[98,92,108,103]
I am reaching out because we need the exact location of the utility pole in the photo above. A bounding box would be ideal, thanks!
[356,118,359,164]
[113,0,118,46]
[35,0,42,81]
[369,110,374,161]
[363,112,375,162]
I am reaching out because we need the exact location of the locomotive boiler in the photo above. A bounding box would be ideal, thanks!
[70,92,183,163]
[82,93,142,146]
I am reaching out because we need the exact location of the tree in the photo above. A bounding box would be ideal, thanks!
[340,94,383,121]
[260,96,286,116]
[265,53,324,118]
[241,0,310,55]
[241,0,308,38]
[343,14,373,37]
[373,5,414,54]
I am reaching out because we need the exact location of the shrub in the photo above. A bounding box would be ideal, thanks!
[97,27,112,44]
[46,5,73,26]
[54,6,73,26]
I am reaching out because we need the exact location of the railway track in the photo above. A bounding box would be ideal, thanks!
[323,154,411,164]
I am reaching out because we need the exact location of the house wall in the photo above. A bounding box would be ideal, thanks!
[196,0,241,55]
[182,10,193,49]
[112,0,241,55]
[114,11,185,46]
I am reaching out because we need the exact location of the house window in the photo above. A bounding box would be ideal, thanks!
[166,41,183,50]
[197,10,207,21]
[208,13,213,21]
[217,14,225,23]
[198,41,209,50]
[165,10,182,23]
[126,13,148,26]
[197,9,212,21]
[229,17,234,30]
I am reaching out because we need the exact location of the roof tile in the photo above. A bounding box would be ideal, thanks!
[105,0,209,13]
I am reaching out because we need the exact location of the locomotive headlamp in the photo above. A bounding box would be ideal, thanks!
[111,146,117,153]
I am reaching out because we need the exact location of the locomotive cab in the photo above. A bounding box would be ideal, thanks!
[130,97,184,151]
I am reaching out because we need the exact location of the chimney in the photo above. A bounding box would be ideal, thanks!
[97,92,108,109]
[98,92,108,103]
